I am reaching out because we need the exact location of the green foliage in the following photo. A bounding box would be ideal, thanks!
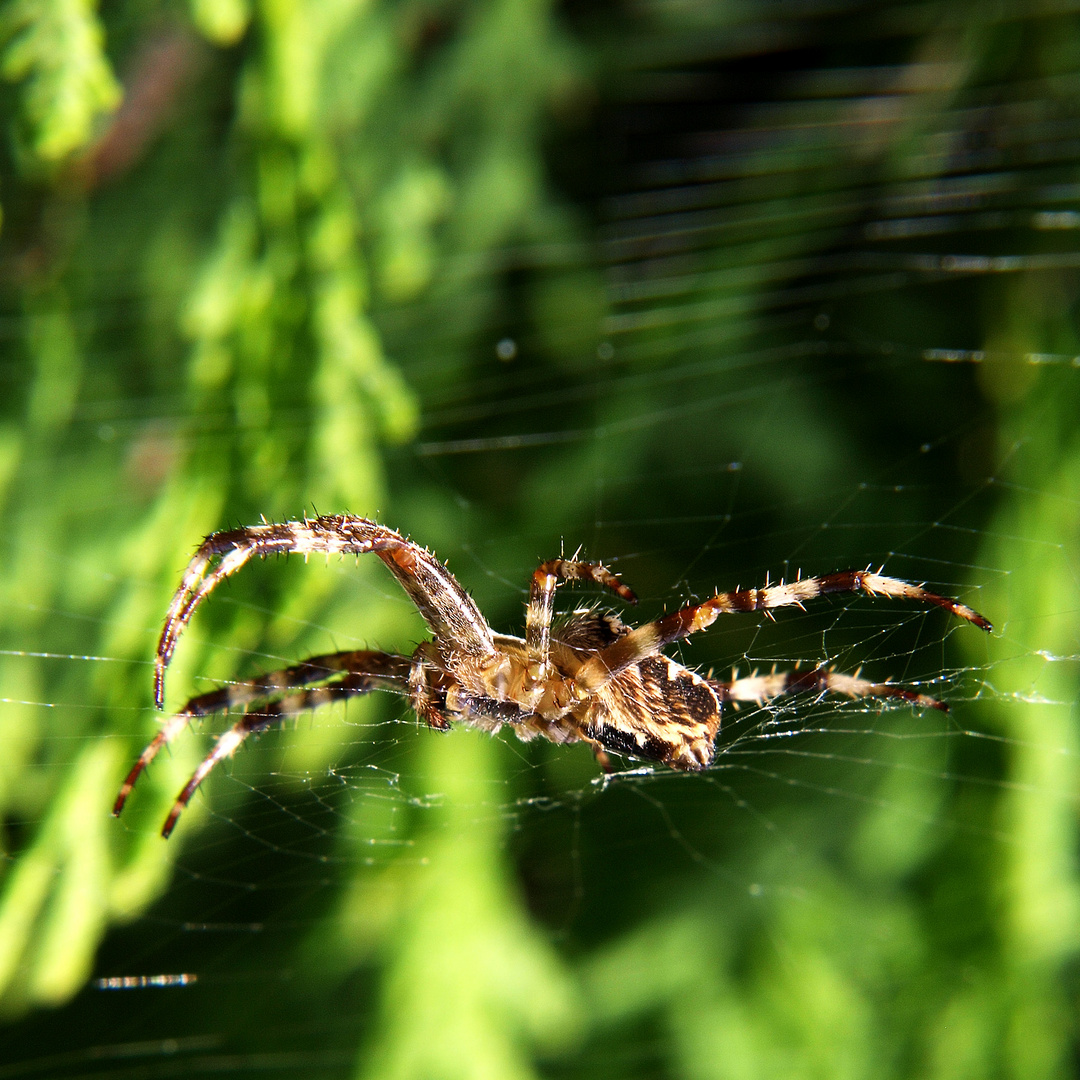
[349,733,582,1080]
[0,0,119,166]
[0,0,580,1028]
[0,0,1078,1078]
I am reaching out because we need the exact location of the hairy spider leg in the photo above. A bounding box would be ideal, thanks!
[526,559,637,679]
[713,666,949,712]
[575,569,991,694]
[115,650,411,827]
[157,667,406,838]
[154,516,496,708]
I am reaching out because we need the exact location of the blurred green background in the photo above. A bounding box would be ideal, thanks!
[0,0,1078,1076]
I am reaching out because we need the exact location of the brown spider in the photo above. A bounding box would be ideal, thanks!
[113,515,992,837]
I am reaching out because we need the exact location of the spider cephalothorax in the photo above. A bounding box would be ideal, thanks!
[113,515,991,836]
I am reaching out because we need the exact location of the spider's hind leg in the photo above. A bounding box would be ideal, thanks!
[577,570,990,694]
[713,665,948,713]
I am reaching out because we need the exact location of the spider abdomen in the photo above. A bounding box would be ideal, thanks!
[586,656,721,770]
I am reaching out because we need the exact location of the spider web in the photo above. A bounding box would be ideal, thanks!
[5,337,1059,1075]
[3,5,1079,1079]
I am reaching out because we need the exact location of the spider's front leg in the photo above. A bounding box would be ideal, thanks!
[115,649,411,837]
[154,515,496,709]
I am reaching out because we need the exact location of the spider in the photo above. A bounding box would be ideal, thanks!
[113,515,992,837]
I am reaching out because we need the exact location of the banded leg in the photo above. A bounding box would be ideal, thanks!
[712,666,948,712]
[155,515,495,708]
[158,670,396,838]
[577,570,991,694]
[526,559,637,679]
[115,650,411,827]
